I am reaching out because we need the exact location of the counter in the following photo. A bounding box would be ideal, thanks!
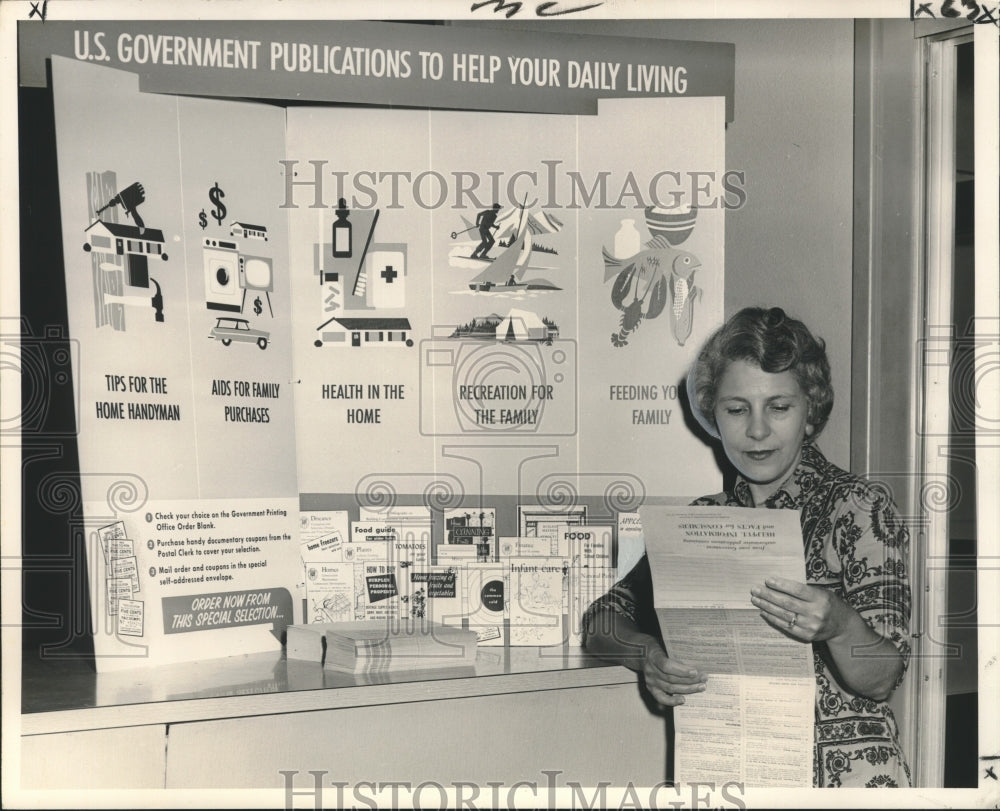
[20,648,670,789]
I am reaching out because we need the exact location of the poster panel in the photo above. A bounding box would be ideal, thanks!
[51,56,302,669]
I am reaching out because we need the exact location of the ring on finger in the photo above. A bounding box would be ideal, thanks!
[788,612,798,629]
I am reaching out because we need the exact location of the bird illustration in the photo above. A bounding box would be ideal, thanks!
[603,236,701,347]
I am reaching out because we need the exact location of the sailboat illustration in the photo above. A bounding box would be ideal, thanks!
[466,200,561,293]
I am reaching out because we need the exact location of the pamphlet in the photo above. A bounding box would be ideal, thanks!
[444,508,497,562]
[506,556,569,646]
[638,505,813,787]
[430,563,505,646]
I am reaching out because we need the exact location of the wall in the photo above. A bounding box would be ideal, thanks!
[458,19,856,470]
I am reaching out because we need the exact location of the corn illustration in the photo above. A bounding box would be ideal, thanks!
[668,263,701,346]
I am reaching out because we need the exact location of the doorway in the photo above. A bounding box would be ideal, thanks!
[851,19,996,787]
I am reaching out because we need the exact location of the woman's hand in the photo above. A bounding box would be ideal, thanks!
[582,604,708,706]
[643,646,708,707]
[750,576,904,700]
[750,576,852,643]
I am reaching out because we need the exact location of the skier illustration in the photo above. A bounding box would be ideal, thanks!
[470,203,502,259]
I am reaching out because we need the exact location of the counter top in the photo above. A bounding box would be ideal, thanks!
[21,646,634,736]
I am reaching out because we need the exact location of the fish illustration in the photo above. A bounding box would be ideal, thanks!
[603,236,701,347]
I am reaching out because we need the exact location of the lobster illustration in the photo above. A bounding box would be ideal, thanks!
[604,236,701,347]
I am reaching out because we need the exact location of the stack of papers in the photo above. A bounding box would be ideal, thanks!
[287,620,478,674]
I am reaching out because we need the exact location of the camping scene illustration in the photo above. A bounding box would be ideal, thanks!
[448,198,564,295]
[602,205,704,348]
[446,308,560,345]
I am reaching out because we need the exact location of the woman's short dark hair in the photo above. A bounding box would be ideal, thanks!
[687,306,834,440]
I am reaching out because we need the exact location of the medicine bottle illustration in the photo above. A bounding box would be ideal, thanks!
[332,198,353,258]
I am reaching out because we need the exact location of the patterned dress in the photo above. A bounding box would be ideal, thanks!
[589,443,912,787]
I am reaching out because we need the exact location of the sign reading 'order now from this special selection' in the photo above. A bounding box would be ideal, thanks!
[45,20,729,669]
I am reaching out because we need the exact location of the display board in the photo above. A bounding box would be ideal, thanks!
[47,21,733,670]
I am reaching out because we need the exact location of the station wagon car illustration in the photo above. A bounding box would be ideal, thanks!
[209,317,270,349]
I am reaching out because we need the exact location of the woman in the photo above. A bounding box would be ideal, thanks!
[584,306,911,788]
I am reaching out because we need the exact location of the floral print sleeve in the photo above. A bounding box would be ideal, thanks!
[829,479,911,686]
[790,444,912,787]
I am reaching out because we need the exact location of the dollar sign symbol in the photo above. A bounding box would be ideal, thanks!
[253,296,263,316]
[198,209,207,230]
[208,183,227,226]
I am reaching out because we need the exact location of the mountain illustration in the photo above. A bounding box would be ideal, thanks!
[457,206,563,243]
[450,204,564,274]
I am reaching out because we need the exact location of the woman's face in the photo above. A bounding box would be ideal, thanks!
[713,359,813,504]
